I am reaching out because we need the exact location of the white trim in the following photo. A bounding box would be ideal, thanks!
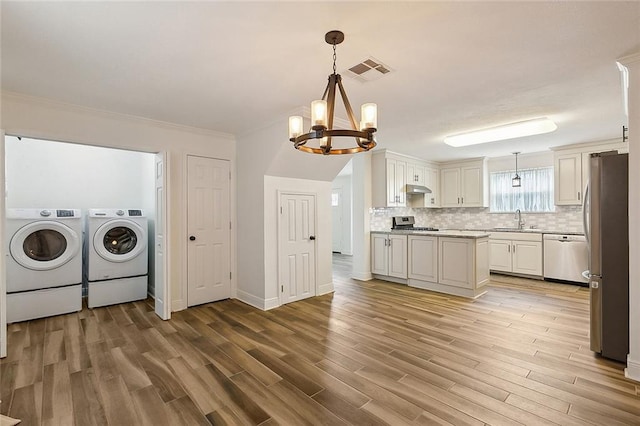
[172,298,186,312]
[236,289,268,310]
[625,355,640,383]
[317,281,334,296]
[1,129,7,358]
[618,52,640,66]
[2,91,235,140]
[264,297,280,310]
[351,271,373,281]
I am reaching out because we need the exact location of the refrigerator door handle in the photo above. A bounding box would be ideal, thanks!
[582,181,590,245]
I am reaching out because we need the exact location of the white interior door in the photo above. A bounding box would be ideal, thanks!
[279,193,316,305]
[1,130,6,358]
[187,155,230,307]
[331,188,342,253]
[154,152,170,319]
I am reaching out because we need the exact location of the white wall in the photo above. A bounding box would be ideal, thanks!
[236,113,349,308]
[351,152,373,281]
[620,52,640,383]
[332,174,353,255]
[263,176,333,309]
[5,136,154,210]
[0,92,236,312]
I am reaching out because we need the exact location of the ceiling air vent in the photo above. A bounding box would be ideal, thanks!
[344,57,392,83]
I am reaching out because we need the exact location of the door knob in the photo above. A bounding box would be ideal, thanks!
[309,235,316,240]
[189,236,196,241]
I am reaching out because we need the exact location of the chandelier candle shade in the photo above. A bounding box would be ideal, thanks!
[289,30,377,155]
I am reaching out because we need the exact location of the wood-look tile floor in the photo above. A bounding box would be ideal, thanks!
[2,254,639,425]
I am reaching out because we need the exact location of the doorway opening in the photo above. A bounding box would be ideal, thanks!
[2,135,168,322]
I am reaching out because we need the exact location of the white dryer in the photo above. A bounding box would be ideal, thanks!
[6,208,83,322]
[85,209,148,308]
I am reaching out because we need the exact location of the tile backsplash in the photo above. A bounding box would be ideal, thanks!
[370,206,584,233]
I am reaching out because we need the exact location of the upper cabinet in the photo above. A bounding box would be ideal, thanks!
[553,140,628,206]
[372,150,439,208]
[554,153,583,205]
[439,158,489,208]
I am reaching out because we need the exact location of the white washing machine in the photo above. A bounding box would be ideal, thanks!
[85,208,148,308]
[5,208,83,322]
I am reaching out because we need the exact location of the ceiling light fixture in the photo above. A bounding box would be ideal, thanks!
[512,151,521,188]
[444,117,557,147]
[289,30,377,155]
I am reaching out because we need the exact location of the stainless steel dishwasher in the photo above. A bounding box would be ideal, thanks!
[543,234,589,284]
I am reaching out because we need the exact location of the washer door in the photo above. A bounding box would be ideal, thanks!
[94,219,146,263]
[10,221,81,271]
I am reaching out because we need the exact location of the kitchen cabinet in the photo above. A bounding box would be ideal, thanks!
[424,167,440,207]
[408,235,438,282]
[371,233,407,279]
[372,152,407,207]
[406,162,425,186]
[438,236,489,295]
[554,153,583,205]
[440,159,488,207]
[373,150,440,208]
[553,141,628,206]
[489,232,543,276]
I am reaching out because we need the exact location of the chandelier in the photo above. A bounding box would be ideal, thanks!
[288,30,377,155]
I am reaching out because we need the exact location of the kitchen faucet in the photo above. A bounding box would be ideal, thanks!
[514,209,525,230]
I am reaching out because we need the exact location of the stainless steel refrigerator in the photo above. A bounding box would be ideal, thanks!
[583,151,629,362]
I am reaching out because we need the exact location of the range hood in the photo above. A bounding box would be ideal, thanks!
[405,184,432,194]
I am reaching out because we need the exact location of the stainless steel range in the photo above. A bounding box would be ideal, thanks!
[391,216,438,231]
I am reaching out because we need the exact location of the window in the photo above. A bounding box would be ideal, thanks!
[490,167,555,212]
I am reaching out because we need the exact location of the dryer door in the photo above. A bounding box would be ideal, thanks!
[10,221,81,271]
[94,219,146,263]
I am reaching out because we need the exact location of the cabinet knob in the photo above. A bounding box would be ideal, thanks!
[189,236,196,241]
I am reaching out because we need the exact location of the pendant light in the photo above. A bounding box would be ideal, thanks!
[512,152,522,187]
[288,30,377,155]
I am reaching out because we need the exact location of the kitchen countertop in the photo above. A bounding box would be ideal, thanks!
[371,230,491,239]
[372,229,585,237]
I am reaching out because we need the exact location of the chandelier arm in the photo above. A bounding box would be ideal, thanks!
[323,74,339,151]
[336,75,359,131]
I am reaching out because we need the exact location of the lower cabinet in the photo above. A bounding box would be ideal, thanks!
[489,232,543,277]
[374,233,489,298]
[408,235,438,282]
[371,233,407,279]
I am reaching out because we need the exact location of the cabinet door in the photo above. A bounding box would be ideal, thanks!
[489,239,512,272]
[386,159,398,206]
[408,236,438,282]
[395,161,407,206]
[371,234,389,275]
[440,168,461,207]
[512,241,543,276]
[461,166,483,206]
[388,234,408,279]
[407,162,426,186]
[424,168,440,207]
[554,153,582,205]
[386,159,407,206]
[439,237,473,289]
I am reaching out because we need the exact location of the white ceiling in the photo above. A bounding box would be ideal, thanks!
[2,2,639,162]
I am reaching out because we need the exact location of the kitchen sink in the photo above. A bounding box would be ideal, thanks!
[492,227,542,232]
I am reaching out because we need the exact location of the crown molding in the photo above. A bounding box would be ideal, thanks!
[1,91,236,140]
[618,51,640,66]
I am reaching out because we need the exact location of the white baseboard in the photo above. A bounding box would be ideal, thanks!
[236,289,275,311]
[625,355,640,383]
[171,298,186,312]
[351,271,373,281]
[318,281,334,296]
[264,297,280,310]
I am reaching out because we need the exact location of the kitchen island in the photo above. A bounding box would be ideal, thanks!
[371,229,490,298]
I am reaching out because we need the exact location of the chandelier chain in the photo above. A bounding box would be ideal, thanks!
[332,42,337,75]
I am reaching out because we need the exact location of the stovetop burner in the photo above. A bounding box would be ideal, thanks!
[391,216,438,231]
